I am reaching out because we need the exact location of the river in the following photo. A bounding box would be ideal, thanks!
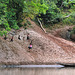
[0,66,75,75]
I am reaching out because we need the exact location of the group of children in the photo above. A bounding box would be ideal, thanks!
[18,33,32,49]
[4,33,33,50]
[18,33,33,50]
[4,35,13,41]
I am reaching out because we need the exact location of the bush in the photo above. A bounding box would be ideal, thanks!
[62,16,75,24]
[6,27,11,31]
[23,23,28,29]
[12,25,19,30]
[27,20,31,25]
[3,30,7,36]
[0,31,3,36]
[72,27,75,34]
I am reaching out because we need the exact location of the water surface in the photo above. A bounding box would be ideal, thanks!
[0,67,75,75]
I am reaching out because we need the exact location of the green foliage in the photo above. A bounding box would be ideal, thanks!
[38,3,48,14]
[7,8,19,29]
[62,18,70,24]
[71,12,75,18]
[63,1,69,8]
[27,20,31,25]
[62,10,75,25]
[68,0,75,8]
[0,0,75,36]
[23,23,27,29]
[0,2,9,28]
[39,0,75,25]
[0,0,24,36]
[3,30,7,36]
[23,1,48,19]
[6,27,11,31]
[38,2,61,24]
[71,27,75,35]
[23,19,31,29]
[0,1,11,36]
[7,0,24,29]
[73,27,75,34]
[0,31,3,36]
[0,30,8,36]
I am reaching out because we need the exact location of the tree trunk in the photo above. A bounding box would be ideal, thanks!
[37,18,47,33]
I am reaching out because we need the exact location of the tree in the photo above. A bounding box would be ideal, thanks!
[0,0,24,36]
[0,1,10,36]
[38,2,61,24]
[23,0,48,19]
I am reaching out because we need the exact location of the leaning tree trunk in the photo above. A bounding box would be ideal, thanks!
[37,18,47,33]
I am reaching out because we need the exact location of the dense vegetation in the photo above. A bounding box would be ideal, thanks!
[0,0,75,36]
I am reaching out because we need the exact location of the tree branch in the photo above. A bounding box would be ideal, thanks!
[64,15,71,18]
[47,14,71,23]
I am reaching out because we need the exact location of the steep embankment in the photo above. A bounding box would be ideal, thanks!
[0,20,75,65]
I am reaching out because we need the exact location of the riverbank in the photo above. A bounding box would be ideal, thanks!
[0,19,75,65]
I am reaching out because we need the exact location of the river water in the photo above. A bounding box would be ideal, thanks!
[0,66,75,75]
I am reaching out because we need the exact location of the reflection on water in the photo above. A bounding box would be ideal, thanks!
[0,67,75,75]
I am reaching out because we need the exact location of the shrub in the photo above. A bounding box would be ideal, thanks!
[27,20,31,25]
[0,31,3,36]
[72,27,75,34]
[62,16,75,24]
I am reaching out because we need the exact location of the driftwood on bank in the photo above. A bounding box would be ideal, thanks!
[37,18,47,33]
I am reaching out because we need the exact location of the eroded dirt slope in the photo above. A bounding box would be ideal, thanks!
[0,20,75,65]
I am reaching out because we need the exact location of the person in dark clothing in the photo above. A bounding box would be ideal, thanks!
[23,37,25,41]
[28,43,32,49]
[18,35,21,40]
[4,35,7,40]
[10,35,14,42]
[27,33,30,40]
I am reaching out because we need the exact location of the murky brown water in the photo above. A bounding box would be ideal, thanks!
[0,68,75,75]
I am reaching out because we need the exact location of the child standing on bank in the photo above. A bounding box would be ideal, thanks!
[27,33,30,40]
[28,40,32,49]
